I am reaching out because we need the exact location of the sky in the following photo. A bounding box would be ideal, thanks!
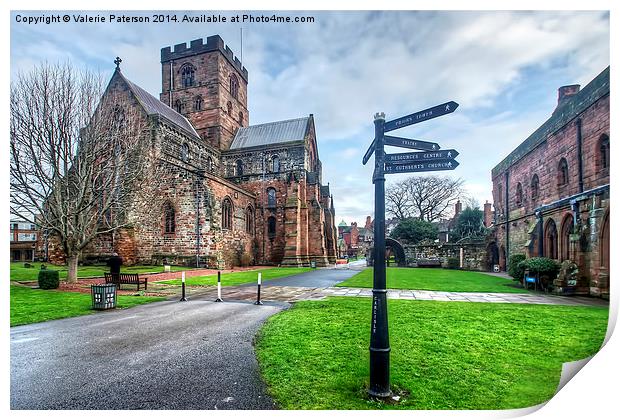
[9,10,610,226]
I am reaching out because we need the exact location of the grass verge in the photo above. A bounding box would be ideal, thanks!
[10,285,165,326]
[10,262,190,281]
[337,267,525,293]
[159,267,313,286]
[255,298,608,409]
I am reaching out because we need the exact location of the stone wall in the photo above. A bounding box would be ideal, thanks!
[403,241,489,271]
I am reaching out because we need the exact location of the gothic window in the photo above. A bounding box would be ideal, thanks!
[235,159,244,176]
[544,218,558,259]
[246,206,254,234]
[112,105,125,131]
[207,156,214,173]
[222,198,233,230]
[272,155,280,173]
[599,134,610,170]
[268,216,276,239]
[238,112,243,125]
[230,74,239,99]
[267,187,276,207]
[181,64,195,88]
[515,183,523,207]
[163,202,176,234]
[497,184,503,213]
[560,215,574,261]
[227,101,233,116]
[531,174,540,200]
[180,143,190,163]
[194,95,203,111]
[557,158,569,186]
[175,100,184,114]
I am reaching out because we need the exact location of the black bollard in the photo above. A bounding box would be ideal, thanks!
[215,271,223,302]
[254,273,263,305]
[180,271,188,302]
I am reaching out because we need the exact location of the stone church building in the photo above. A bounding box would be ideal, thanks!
[489,67,610,298]
[50,35,338,268]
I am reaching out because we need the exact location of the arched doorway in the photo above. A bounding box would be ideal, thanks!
[544,218,558,259]
[486,242,499,271]
[385,238,406,267]
[499,245,506,271]
[560,214,574,261]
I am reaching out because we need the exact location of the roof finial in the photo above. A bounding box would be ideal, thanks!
[114,57,122,70]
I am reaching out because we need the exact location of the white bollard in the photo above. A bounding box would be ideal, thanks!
[215,271,223,302]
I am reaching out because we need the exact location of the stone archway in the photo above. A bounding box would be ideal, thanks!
[486,242,499,271]
[385,238,406,267]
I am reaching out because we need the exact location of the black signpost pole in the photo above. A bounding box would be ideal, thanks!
[369,112,391,398]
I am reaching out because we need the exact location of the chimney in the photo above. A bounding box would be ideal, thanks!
[365,216,372,229]
[454,200,462,217]
[557,84,580,108]
[483,200,492,228]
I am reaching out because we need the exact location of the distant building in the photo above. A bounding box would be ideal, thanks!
[490,67,609,297]
[10,219,38,262]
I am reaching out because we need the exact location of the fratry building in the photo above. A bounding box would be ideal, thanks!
[489,67,610,297]
[48,35,337,268]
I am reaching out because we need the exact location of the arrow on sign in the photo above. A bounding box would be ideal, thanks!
[384,159,460,174]
[384,135,441,151]
[362,140,375,165]
[385,149,460,164]
[384,101,459,132]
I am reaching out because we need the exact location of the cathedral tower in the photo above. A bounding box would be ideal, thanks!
[160,35,248,151]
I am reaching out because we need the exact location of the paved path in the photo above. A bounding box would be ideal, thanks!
[11,299,287,409]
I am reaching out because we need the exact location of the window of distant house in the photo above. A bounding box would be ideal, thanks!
[181,64,195,88]
[267,187,277,207]
[557,158,569,186]
[222,198,233,230]
[194,95,203,111]
[246,206,254,234]
[268,216,276,239]
[599,134,610,170]
[235,159,244,176]
[515,183,523,207]
[531,174,540,200]
[164,202,176,234]
[175,100,184,114]
[180,143,190,163]
[230,74,239,100]
[272,155,280,173]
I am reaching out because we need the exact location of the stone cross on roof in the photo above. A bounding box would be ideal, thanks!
[114,57,122,70]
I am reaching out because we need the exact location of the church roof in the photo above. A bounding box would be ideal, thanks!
[229,116,310,150]
[118,71,200,139]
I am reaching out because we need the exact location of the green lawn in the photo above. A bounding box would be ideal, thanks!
[255,298,609,410]
[10,262,190,282]
[337,267,525,293]
[10,285,165,326]
[159,267,313,287]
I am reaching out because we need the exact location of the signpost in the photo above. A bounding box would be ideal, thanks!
[364,101,460,399]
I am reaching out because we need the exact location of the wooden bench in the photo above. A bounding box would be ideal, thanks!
[104,272,148,291]
[416,259,442,268]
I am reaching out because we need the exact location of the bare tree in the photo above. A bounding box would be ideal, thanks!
[385,175,465,222]
[10,63,152,282]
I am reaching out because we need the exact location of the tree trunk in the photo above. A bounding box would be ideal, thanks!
[66,255,79,283]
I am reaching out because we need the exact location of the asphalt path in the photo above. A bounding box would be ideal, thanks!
[11,299,287,410]
[243,260,367,288]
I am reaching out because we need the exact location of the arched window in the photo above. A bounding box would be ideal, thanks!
[181,64,195,88]
[497,184,503,213]
[544,219,558,259]
[515,183,523,207]
[272,155,280,173]
[164,202,176,234]
[222,198,233,230]
[238,112,243,125]
[112,105,125,130]
[560,215,574,261]
[227,101,233,116]
[557,158,569,186]
[235,159,244,176]
[206,156,214,173]
[230,74,239,99]
[599,135,610,170]
[531,174,539,200]
[246,206,254,234]
[194,95,203,111]
[175,100,184,114]
[180,143,190,162]
[267,187,276,207]
[267,216,276,239]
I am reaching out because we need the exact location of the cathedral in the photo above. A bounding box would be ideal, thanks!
[54,35,338,268]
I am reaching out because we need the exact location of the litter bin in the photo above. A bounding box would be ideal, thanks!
[310,260,316,269]
[91,283,117,310]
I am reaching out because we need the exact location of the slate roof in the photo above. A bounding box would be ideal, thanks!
[229,116,310,150]
[492,67,610,177]
[118,71,200,139]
